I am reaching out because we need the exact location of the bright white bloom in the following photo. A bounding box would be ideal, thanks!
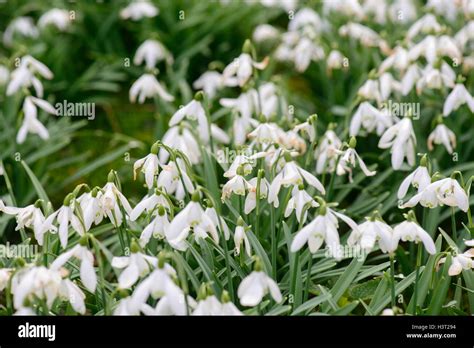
[465,239,474,247]
[416,63,455,94]
[357,78,381,103]
[378,117,416,170]
[389,0,417,23]
[222,53,268,87]
[112,251,157,289]
[443,83,474,116]
[120,0,158,20]
[293,37,325,72]
[134,39,173,69]
[350,102,394,137]
[427,124,456,154]
[129,74,174,103]
[379,46,410,73]
[244,177,270,215]
[193,71,223,99]
[51,244,97,293]
[140,207,170,247]
[0,269,12,291]
[408,35,461,64]
[401,64,422,95]
[100,181,133,226]
[0,65,9,85]
[130,191,170,221]
[156,159,194,200]
[17,96,57,144]
[160,126,201,164]
[253,24,280,43]
[348,218,393,253]
[406,14,442,40]
[438,249,474,276]
[0,201,46,244]
[77,190,104,231]
[248,122,286,146]
[339,23,385,49]
[315,129,343,174]
[205,206,230,240]
[234,223,251,257]
[238,270,282,306]
[284,186,319,223]
[269,160,325,207]
[379,72,401,101]
[336,145,377,181]
[222,174,251,200]
[166,198,219,250]
[288,8,322,32]
[326,50,345,71]
[193,295,243,315]
[397,165,431,199]
[7,56,53,97]
[133,150,160,189]
[169,99,209,142]
[38,9,71,31]
[323,0,364,18]
[293,121,316,143]
[3,17,38,46]
[291,206,359,260]
[392,220,436,255]
[12,266,86,314]
[402,178,469,212]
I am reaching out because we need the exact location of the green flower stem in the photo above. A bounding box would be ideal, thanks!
[303,253,313,302]
[451,207,457,245]
[92,237,110,315]
[411,243,423,315]
[390,254,396,309]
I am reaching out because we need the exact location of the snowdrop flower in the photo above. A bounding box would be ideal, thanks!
[406,14,442,40]
[193,71,223,99]
[416,63,455,94]
[222,50,268,87]
[192,295,225,315]
[362,0,388,24]
[134,39,173,69]
[12,266,86,314]
[339,23,385,49]
[221,171,251,200]
[133,143,161,188]
[204,204,230,240]
[100,176,133,226]
[454,21,474,48]
[291,201,359,260]
[112,245,158,289]
[7,56,53,97]
[129,74,174,103]
[427,123,456,154]
[3,17,38,46]
[293,37,325,72]
[378,117,416,170]
[253,24,280,43]
[443,82,474,116]
[392,214,436,255]
[114,297,141,315]
[156,159,194,200]
[402,177,469,212]
[223,151,263,178]
[293,115,317,143]
[234,217,251,257]
[357,77,381,103]
[139,205,170,247]
[17,96,57,144]
[166,193,219,250]
[269,159,325,208]
[379,72,401,101]
[326,50,345,71]
[244,176,270,215]
[220,292,244,315]
[348,213,393,253]
[389,0,416,23]
[465,239,474,247]
[315,128,343,174]
[336,138,377,181]
[248,122,286,146]
[130,190,170,222]
[38,9,71,31]
[237,261,282,306]
[288,8,322,33]
[397,158,431,199]
[0,200,46,244]
[350,102,393,137]
[169,95,209,142]
[120,0,158,20]
[400,64,422,96]
[51,243,97,293]
[77,189,104,231]
[284,185,319,224]
[379,46,410,73]
[160,126,201,164]
[220,89,256,119]
[438,249,474,276]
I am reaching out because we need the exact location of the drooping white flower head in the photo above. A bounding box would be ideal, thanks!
[134,39,173,69]
[38,9,71,31]
[392,217,436,255]
[350,102,394,137]
[0,200,47,244]
[244,176,270,215]
[234,218,252,257]
[397,160,431,200]
[129,74,174,103]
[193,71,223,99]
[156,159,194,200]
[253,24,280,43]
[222,52,268,87]
[427,123,456,154]
[315,128,343,174]
[17,96,57,144]
[7,55,53,97]
[416,62,456,94]
[120,0,159,20]
[100,177,133,227]
[169,97,210,142]
[237,267,282,307]
[378,117,416,170]
[133,143,161,189]
[437,249,474,276]
[335,138,377,181]
[51,243,97,293]
[3,17,38,46]
[443,83,474,116]
[348,216,393,254]
[284,185,319,224]
[112,248,158,289]
[406,13,442,40]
